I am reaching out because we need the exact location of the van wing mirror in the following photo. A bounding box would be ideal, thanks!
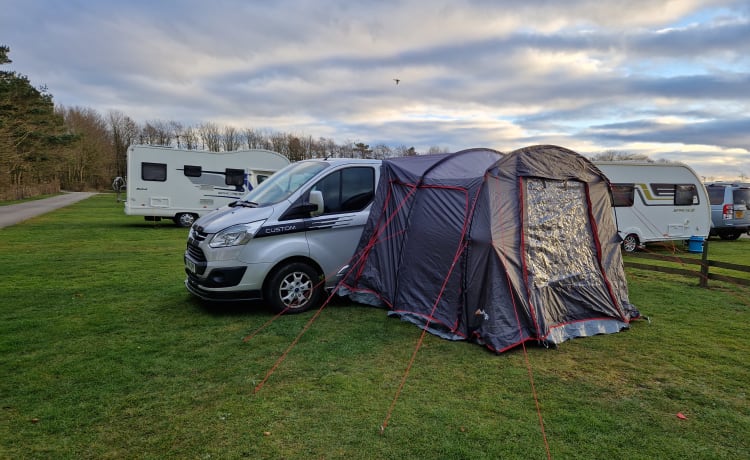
[309,190,324,217]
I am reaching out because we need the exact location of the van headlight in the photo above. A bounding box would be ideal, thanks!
[209,221,265,248]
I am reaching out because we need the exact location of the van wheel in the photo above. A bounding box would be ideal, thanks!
[174,213,197,227]
[622,234,639,253]
[719,231,742,240]
[265,262,322,314]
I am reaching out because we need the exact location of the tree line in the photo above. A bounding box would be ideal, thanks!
[0,46,437,200]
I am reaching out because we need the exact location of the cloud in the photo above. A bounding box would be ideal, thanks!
[1,0,748,180]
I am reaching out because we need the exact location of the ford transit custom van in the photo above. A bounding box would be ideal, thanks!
[184,158,381,313]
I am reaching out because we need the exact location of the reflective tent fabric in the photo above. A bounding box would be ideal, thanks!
[340,145,639,353]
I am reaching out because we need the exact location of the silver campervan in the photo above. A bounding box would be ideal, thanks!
[184,158,381,313]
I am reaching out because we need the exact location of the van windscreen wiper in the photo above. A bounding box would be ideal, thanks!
[229,200,259,208]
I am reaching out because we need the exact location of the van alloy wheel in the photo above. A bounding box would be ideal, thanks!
[265,262,322,314]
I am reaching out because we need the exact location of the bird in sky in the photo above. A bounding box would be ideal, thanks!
[394,78,400,85]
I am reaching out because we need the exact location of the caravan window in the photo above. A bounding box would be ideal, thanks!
[183,165,202,177]
[142,162,167,182]
[675,184,699,206]
[611,184,635,207]
[225,169,245,187]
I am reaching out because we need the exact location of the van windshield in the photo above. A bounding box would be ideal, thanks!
[241,161,329,206]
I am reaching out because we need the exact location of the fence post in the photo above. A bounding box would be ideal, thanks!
[699,237,709,288]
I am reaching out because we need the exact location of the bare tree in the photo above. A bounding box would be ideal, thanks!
[169,120,184,149]
[198,122,222,152]
[222,125,242,151]
[270,132,289,158]
[426,145,449,154]
[590,150,652,162]
[60,106,112,189]
[371,144,393,160]
[181,125,200,150]
[108,110,138,178]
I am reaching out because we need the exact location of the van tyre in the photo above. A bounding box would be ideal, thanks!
[719,230,742,240]
[265,262,322,314]
[622,234,639,253]
[174,213,197,227]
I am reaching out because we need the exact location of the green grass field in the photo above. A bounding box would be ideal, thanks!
[1,194,748,459]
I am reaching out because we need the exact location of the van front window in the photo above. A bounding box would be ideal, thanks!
[241,161,329,206]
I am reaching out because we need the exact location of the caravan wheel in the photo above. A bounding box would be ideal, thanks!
[174,213,197,227]
[622,234,639,253]
[265,262,323,314]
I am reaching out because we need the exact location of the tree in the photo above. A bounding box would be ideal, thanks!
[222,125,242,151]
[108,110,138,178]
[198,122,221,152]
[59,106,111,189]
[287,135,304,162]
[0,46,74,198]
[181,126,200,150]
[590,150,652,162]
[353,142,372,159]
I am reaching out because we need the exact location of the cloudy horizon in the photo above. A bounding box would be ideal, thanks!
[3,0,749,180]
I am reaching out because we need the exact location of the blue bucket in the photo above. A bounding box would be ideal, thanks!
[687,236,704,253]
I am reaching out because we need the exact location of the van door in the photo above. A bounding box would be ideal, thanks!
[302,165,377,284]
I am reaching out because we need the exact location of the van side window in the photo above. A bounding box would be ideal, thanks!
[142,162,167,181]
[611,184,634,207]
[707,186,725,205]
[733,188,750,206]
[225,169,245,186]
[183,165,202,177]
[675,184,698,206]
[313,167,375,214]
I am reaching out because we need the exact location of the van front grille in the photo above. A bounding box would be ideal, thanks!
[186,241,206,262]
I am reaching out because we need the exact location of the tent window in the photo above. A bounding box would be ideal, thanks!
[525,179,601,292]
[183,165,202,177]
[141,162,166,182]
[675,184,698,206]
[225,168,244,186]
[611,184,634,207]
[312,167,375,214]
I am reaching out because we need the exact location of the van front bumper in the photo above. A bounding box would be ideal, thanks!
[185,273,262,302]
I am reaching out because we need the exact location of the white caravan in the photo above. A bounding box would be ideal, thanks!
[594,161,711,252]
[125,145,290,227]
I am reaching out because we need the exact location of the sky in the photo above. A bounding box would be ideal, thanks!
[2,0,749,180]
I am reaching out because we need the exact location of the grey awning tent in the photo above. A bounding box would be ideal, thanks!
[339,145,639,353]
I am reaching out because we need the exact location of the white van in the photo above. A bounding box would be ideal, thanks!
[125,145,290,227]
[595,161,711,252]
[184,158,381,313]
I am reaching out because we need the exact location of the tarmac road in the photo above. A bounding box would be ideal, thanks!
[0,192,98,229]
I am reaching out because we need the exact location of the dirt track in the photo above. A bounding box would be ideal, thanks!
[0,192,98,229]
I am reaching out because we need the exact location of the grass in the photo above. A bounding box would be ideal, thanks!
[1,194,748,459]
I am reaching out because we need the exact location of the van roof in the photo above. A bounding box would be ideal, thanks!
[305,157,382,166]
[705,181,750,188]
